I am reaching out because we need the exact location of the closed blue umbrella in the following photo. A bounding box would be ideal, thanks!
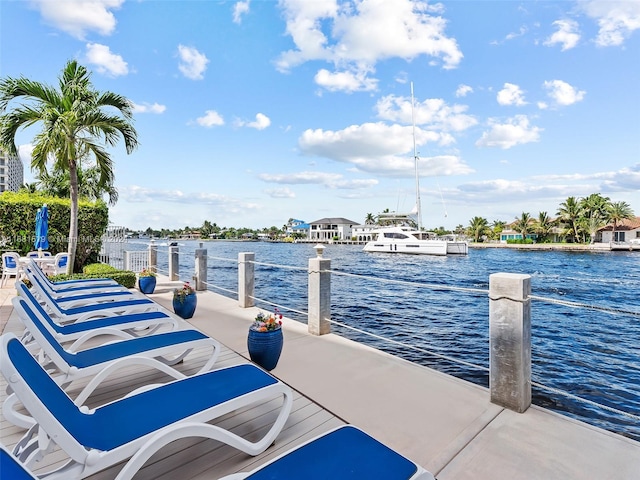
[34,204,49,251]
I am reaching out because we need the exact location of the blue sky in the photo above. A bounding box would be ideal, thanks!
[1,0,639,231]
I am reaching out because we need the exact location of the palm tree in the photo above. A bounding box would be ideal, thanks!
[467,216,489,242]
[556,196,582,243]
[608,201,635,242]
[0,60,138,273]
[586,212,606,244]
[513,212,532,241]
[490,220,506,241]
[365,213,376,225]
[534,211,553,242]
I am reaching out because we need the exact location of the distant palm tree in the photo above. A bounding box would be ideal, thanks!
[557,196,582,243]
[534,211,553,242]
[608,201,635,242]
[490,220,506,241]
[513,212,532,241]
[0,60,138,273]
[586,212,606,244]
[365,213,376,225]
[468,216,489,242]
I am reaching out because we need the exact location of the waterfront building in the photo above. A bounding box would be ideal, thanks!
[599,216,640,243]
[351,224,379,242]
[308,217,359,241]
[0,149,23,193]
[285,218,310,238]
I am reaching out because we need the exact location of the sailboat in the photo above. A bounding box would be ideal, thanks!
[363,83,468,256]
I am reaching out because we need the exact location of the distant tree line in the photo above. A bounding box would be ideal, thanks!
[465,193,635,244]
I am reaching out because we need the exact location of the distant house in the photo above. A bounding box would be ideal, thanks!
[179,231,201,240]
[308,217,360,241]
[351,224,379,242]
[598,217,640,243]
[285,219,310,237]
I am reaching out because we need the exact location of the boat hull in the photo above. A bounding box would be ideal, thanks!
[363,240,449,255]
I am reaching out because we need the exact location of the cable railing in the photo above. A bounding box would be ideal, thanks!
[118,242,640,438]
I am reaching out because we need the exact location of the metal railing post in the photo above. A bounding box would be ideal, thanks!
[238,252,255,308]
[489,272,531,412]
[308,245,331,335]
[194,243,207,291]
[169,245,179,281]
[149,240,157,274]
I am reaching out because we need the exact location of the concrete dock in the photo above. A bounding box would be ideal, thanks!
[1,277,639,479]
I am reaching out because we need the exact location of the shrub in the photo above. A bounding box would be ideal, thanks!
[83,263,119,275]
[51,270,136,288]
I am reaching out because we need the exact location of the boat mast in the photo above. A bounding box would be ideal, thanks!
[411,82,423,231]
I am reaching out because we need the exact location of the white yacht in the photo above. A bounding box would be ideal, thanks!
[363,225,468,255]
[363,82,468,257]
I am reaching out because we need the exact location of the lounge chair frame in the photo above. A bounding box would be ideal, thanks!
[1,334,293,480]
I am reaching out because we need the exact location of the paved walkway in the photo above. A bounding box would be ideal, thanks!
[2,277,639,478]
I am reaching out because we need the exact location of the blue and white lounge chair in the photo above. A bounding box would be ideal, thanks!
[0,445,37,480]
[14,282,178,342]
[25,265,140,305]
[25,271,159,322]
[5,296,220,429]
[220,425,435,480]
[25,261,129,299]
[0,334,293,480]
[26,258,121,288]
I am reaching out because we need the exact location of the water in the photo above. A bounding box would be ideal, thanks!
[125,240,640,441]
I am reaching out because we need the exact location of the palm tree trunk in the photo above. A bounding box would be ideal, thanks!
[67,159,79,274]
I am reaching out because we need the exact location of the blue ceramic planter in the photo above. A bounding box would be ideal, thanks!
[138,276,156,294]
[173,293,197,319]
[247,328,283,371]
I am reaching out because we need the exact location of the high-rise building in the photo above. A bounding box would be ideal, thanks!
[0,149,24,192]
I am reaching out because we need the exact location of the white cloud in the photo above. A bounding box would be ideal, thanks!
[84,43,128,76]
[177,45,209,80]
[30,0,123,39]
[264,187,295,198]
[543,80,586,106]
[132,102,166,114]
[314,68,378,93]
[258,171,379,190]
[298,122,472,177]
[475,115,542,149]
[581,0,640,47]
[233,0,250,24]
[196,110,225,127]
[120,185,261,212]
[497,83,527,106]
[236,113,271,130]
[544,19,581,50]
[455,84,473,97]
[375,94,477,132]
[276,0,462,93]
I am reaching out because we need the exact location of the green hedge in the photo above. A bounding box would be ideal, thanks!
[0,192,108,271]
[51,271,137,288]
[83,263,119,275]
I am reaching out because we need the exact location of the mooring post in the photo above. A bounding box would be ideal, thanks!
[169,245,179,281]
[148,240,157,274]
[194,243,207,291]
[238,252,255,308]
[489,272,532,412]
[308,245,331,335]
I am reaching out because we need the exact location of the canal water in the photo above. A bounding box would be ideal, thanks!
[127,240,640,441]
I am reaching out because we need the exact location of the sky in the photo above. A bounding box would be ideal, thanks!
[1,0,639,231]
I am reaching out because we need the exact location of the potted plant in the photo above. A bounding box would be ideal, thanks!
[137,268,157,294]
[247,308,284,371]
[172,281,197,319]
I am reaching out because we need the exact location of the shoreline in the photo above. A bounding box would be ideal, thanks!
[469,242,639,252]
